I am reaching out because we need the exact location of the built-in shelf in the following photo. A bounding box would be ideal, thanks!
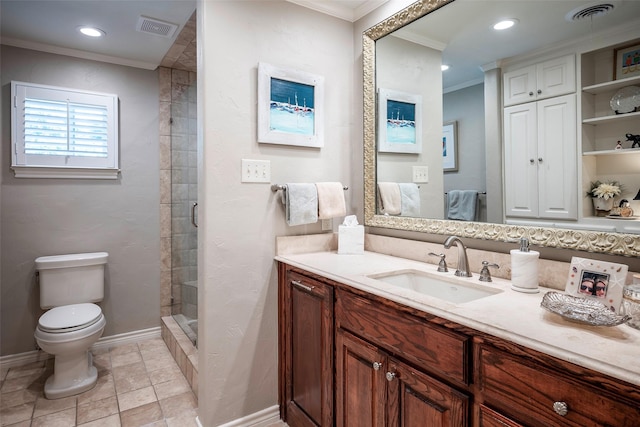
[582,75,640,95]
[583,147,640,156]
[583,110,640,125]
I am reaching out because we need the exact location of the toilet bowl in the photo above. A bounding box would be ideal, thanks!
[34,303,106,399]
[34,252,108,400]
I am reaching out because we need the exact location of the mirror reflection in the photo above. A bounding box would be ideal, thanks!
[373,0,640,232]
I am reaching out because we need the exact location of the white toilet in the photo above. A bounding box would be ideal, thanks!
[34,252,108,399]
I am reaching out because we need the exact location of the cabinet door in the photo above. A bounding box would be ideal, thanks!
[536,55,575,100]
[336,330,387,427]
[284,271,334,427]
[503,65,536,107]
[536,94,577,219]
[504,103,538,217]
[387,357,469,427]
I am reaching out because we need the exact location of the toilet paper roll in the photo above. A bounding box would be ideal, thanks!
[510,249,540,293]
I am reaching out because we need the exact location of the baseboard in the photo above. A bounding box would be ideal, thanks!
[0,326,161,370]
[216,405,281,427]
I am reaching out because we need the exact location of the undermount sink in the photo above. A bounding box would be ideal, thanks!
[367,269,502,304]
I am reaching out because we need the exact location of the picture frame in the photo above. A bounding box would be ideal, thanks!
[257,62,324,148]
[565,256,629,313]
[442,121,458,172]
[377,88,422,154]
[614,43,640,80]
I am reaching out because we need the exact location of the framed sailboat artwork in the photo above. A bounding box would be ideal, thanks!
[377,88,422,154]
[257,62,324,148]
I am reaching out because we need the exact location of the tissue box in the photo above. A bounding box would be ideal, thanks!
[338,225,364,254]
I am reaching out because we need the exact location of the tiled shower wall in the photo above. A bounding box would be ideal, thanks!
[159,67,198,318]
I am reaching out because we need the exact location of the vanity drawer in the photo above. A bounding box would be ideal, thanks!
[335,289,470,385]
[478,345,640,427]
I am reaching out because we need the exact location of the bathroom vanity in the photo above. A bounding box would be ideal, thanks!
[276,249,640,427]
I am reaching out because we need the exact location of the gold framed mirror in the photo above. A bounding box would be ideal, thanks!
[363,0,640,257]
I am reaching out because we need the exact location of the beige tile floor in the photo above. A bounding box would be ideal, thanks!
[0,338,198,427]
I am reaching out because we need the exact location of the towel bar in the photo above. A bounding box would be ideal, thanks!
[445,191,486,195]
[271,184,349,192]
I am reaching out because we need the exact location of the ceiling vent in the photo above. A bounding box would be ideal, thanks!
[136,16,178,38]
[566,3,615,21]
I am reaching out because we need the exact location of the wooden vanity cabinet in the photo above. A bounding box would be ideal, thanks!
[336,329,469,427]
[476,343,640,427]
[279,266,334,427]
[278,263,640,427]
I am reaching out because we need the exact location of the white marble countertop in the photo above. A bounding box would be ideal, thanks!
[276,250,640,387]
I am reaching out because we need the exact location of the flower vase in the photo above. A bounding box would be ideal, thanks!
[592,197,614,216]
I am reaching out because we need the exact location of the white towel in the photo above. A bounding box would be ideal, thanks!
[446,190,478,221]
[282,183,318,226]
[377,182,401,215]
[398,183,420,217]
[316,182,346,219]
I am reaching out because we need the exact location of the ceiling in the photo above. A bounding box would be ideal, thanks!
[0,0,387,70]
[394,0,640,91]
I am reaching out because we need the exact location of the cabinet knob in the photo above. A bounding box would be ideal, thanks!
[529,158,535,164]
[372,362,382,371]
[385,372,396,382]
[529,91,534,96]
[538,157,543,163]
[537,89,542,94]
[553,401,568,416]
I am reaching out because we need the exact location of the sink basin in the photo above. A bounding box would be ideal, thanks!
[367,269,502,304]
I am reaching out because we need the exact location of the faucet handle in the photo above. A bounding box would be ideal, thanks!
[479,261,499,282]
[428,252,448,272]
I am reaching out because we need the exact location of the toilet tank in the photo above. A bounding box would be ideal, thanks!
[36,252,108,309]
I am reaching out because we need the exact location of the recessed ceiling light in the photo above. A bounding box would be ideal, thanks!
[78,26,105,38]
[441,64,450,71]
[493,19,518,30]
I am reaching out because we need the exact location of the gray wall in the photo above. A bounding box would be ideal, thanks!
[1,46,161,356]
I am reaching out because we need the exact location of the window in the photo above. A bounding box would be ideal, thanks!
[11,81,119,179]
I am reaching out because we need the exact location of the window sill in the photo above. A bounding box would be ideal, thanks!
[11,166,120,179]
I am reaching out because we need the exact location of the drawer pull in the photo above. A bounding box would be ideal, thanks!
[291,280,314,292]
[553,401,568,416]
[372,362,382,371]
[385,372,396,382]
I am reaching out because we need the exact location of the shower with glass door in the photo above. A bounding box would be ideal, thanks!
[170,68,198,346]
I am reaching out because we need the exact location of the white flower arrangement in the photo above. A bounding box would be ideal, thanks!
[587,181,622,200]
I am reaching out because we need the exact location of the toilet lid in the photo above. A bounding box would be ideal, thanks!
[38,303,102,333]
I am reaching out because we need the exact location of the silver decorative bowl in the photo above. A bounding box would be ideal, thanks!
[541,291,631,327]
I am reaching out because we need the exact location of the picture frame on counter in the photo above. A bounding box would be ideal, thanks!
[565,256,628,313]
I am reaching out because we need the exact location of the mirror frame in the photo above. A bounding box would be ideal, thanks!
[363,0,640,257]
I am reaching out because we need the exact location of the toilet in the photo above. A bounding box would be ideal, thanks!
[34,252,108,399]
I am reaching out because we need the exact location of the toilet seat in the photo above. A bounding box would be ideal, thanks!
[38,303,102,333]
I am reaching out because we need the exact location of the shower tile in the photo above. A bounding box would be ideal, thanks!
[159,170,172,204]
[159,135,171,170]
[159,102,171,136]
[159,68,172,102]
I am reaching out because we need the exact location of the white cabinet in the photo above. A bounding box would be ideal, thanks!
[504,94,577,219]
[503,55,575,107]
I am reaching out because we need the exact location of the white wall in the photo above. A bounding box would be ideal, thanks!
[197,1,353,424]
[0,46,161,355]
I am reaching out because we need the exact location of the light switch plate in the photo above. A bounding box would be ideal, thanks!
[241,159,271,183]
[412,166,429,183]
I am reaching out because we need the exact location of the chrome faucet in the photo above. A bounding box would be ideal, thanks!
[443,235,472,277]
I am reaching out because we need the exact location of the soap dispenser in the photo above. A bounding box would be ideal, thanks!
[510,238,540,293]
